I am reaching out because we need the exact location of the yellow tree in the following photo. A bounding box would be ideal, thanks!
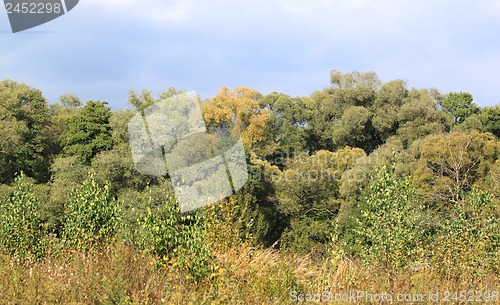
[202,87,275,155]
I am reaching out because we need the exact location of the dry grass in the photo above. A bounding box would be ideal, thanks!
[0,243,498,304]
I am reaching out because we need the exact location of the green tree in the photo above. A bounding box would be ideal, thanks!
[128,86,185,112]
[59,93,82,108]
[92,142,158,192]
[329,70,381,108]
[260,92,313,155]
[109,109,136,145]
[372,80,408,141]
[59,100,113,164]
[0,80,51,183]
[62,173,121,251]
[351,165,429,272]
[273,147,365,253]
[138,188,214,282]
[47,156,89,234]
[441,92,480,124]
[46,96,82,157]
[396,88,452,147]
[431,187,499,278]
[414,131,499,208]
[0,172,48,261]
[310,70,381,151]
[478,105,500,137]
[332,106,378,152]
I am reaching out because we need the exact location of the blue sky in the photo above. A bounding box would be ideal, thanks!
[1,0,500,108]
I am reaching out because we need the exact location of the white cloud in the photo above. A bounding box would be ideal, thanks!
[81,0,195,25]
[2,0,500,107]
[478,0,500,16]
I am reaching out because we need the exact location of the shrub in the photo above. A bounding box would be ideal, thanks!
[350,165,430,272]
[61,173,121,252]
[138,189,214,282]
[0,172,47,261]
[430,187,499,280]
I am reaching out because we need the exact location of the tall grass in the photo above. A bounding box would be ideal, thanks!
[1,242,497,304]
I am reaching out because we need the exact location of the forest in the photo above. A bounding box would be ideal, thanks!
[0,70,499,304]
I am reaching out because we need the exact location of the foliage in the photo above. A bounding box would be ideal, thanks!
[260,92,313,153]
[59,100,113,164]
[1,72,499,301]
[371,80,408,141]
[0,80,51,183]
[430,187,499,279]
[351,165,430,272]
[47,156,89,235]
[310,70,381,152]
[138,189,214,282]
[62,173,121,252]
[395,88,452,147]
[441,92,480,124]
[202,87,273,154]
[478,105,500,137]
[273,147,365,253]
[128,87,186,112]
[332,106,377,151]
[414,131,499,208]
[0,172,48,261]
[58,93,82,108]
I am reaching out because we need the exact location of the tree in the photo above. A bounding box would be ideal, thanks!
[431,187,499,278]
[92,142,164,193]
[478,105,500,137]
[273,147,365,253]
[260,92,313,155]
[202,87,273,154]
[62,173,121,252]
[310,70,381,151]
[48,156,90,234]
[372,80,408,141]
[351,165,429,272]
[396,88,452,147]
[0,80,51,183]
[441,92,480,124]
[414,131,499,208]
[0,172,47,261]
[331,106,378,152]
[59,93,82,108]
[46,95,83,159]
[128,87,185,112]
[329,70,381,108]
[138,188,214,282]
[59,100,113,164]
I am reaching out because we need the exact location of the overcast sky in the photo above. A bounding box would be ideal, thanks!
[1,0,500,108]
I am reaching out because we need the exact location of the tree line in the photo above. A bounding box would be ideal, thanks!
[0,70,498,282]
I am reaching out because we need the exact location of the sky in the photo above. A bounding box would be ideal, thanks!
[1,0,500,108]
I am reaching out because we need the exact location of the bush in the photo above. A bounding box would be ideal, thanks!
[0,172,48,261]
[138,189,214,282]
[350,165,431,272]
[62,173,121,252]
[430,187,499,280]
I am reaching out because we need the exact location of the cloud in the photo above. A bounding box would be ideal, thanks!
[478,0,500,16]
[81,0,197,25]
[1,0,500,107]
